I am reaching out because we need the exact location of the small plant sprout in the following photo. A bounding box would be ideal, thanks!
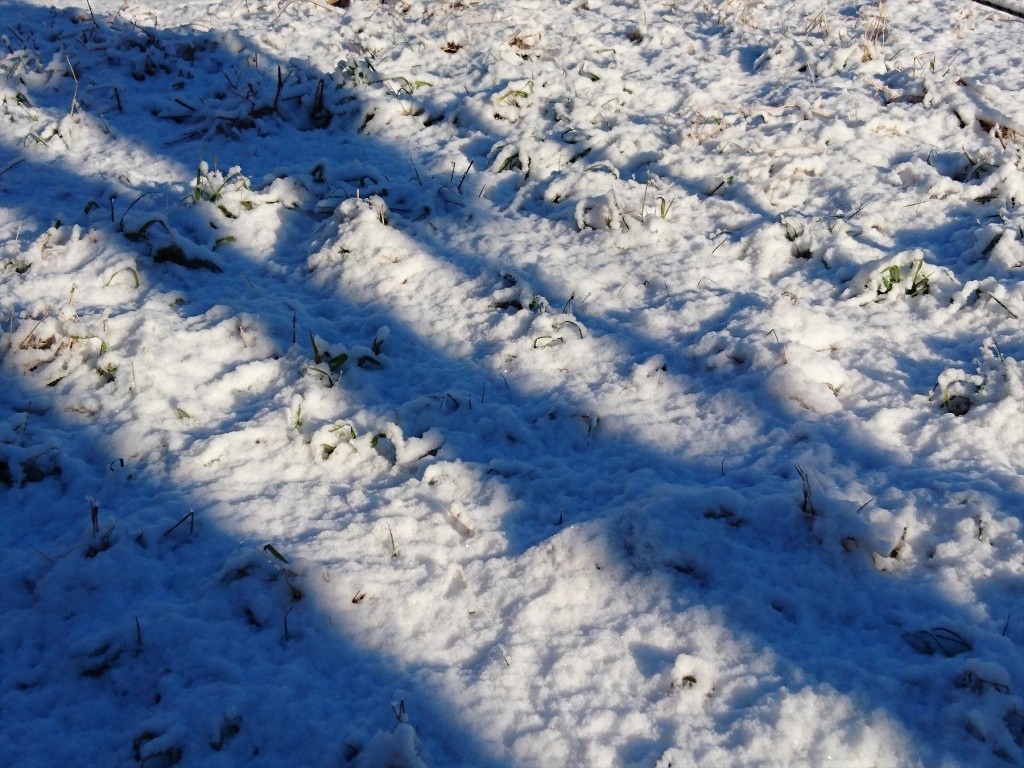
[103,265,140,289]
[65,55,79,117]
[795,465,818,521]
[0,157,26,179]
[386,76,432,96]
[187,161,245,206]
[707,175,733,197]
[357,354,382,370]
[308,331,323,363]
[163,510,195,538]
[902,626,973,657]
[888,527,908,558]
[262,543,289,564]
[534,335,564,349]
[371,326,388,355]
[872,527,909,571]
[387,524,398,558]
[554,318,584,339]
[641,174,654,220]
[876,260,930,298]
[283,605,296,641]
[392,699,408,724]
[906,261,930,296]
[495,149,524,174]
[877,264,901,295]
[942,388,972,416]
[210,714,243,752]
[322,422,358,459]
[497,84,532,107]
[983,291,1018,319]
[120,217,170,245]
[580,413,600,444]
[332,423,357,441]
[96,361,117,383]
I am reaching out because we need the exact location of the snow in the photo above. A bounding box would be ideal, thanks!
[1,0,1022,766]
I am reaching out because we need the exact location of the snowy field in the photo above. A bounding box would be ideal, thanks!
[1,0,1023,765]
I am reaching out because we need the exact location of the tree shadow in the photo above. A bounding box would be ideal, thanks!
[1,3,1021,766]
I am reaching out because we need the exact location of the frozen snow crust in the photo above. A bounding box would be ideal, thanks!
[1,1,1022,766]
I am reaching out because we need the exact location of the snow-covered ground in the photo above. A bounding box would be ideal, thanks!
[1,0,1022,765]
